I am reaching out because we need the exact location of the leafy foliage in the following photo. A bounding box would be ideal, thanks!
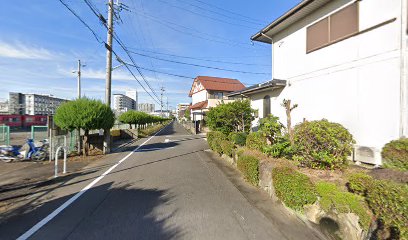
[119,111,168,128]
[207,131,227,154]
[347,172,373,195]
[316,182,371,230]
[228,132,247,146]
[272,167,317,211]
[259,114,284,145]
[293,119,354,169]
[138,123,167,138]
[246,132,266,151]
[237,154,259,186]
[206,100,254,135]
[220,140,234,157]
[262,135,295,159]
[365,180,408,239]
[184,108,191,121]
[381,138,408,171]
[55,98,115,131]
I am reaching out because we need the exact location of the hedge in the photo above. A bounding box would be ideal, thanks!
[246,132,266,151]
[228,132,248,146]
[272,167,317,212]
[381,138,408,171]
[207,131,227,154]
[220,140,234,157]
[237,154,259,186]
[316,182,371,230]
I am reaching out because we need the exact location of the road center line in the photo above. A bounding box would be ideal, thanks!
[17,124,169,240]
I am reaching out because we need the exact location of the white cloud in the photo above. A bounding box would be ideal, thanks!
[0,41,55,60]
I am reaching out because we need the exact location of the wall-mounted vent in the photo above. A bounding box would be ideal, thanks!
[353,145,382,166]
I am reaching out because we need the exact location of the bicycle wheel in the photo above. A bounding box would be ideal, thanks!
[31,150,47,162]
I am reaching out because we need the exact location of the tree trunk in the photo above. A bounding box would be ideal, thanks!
[83,129,89,157]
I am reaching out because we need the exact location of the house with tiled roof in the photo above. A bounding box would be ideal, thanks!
[188,76,245,132]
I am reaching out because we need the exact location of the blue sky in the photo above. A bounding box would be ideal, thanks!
[0,0,300,110]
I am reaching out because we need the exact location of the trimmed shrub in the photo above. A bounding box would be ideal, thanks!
[220,140,234,157]
[272,167,317,212]
[293,119,354,169]
[381,138,408,171]
[316,182,371,230]
[229,132,248,146]
[259,114,284,144]
[347,172,373,195]
[262,136,295,158]
[237,154,259,186]
[207,131,226,154]
[365,180,408,239]
[246,132,266,151]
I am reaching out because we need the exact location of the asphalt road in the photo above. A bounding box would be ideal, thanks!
[0,122,326,240]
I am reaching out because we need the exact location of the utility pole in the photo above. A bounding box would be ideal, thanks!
[77,60,82,98]
[160,87,165,117]
[104,0,114,155]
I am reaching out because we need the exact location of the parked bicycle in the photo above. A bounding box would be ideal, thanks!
[0,139,49,163]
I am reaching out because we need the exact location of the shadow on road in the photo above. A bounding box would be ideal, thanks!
[0,182,184,240]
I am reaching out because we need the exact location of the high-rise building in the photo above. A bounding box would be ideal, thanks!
[8,92,67,115]
[125,90,138,110]
[138,103,155,113]
[177,103,190,119]
[113,94,136,112]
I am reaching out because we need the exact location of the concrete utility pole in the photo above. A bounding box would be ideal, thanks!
[160,87,165,117]
[77,60,82,98]
[104,0,114,154]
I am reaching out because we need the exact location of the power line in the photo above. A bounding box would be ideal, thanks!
[127,48,270,67]
[128,50,270,75]
[83,0,162,102]
[156,0,258,30]
[58,0,161,104]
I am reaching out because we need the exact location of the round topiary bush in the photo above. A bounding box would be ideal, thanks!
[381,138,408,171]
[246,132,266,151]
[228,132,248,146]
[293,119,354,169]
[347,172,373,195]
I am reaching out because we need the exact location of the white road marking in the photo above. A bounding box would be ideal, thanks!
[164,139,170,143]
[17,125,168,240]
[136,147,175,152]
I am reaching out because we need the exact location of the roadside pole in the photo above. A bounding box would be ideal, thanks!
[104,0,114,154]
[77,59,82,155]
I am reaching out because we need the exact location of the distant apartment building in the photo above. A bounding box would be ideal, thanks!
[177,103,190,119]
[138,103,155,113]
[113,94,137,112]
[0,101,9,114]
[8,92,67,115]
[125,90,138,110]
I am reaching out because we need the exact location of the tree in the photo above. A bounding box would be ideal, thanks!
[281,99,298,145]
[54,98,115,156]
[119,111,168,129]
[184,108,191,121]
[206,100,254,135]
[259,114,284,145]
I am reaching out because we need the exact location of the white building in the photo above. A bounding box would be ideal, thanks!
[125,90,138,110]
[8,92,67,115]
[138,103,155,113]
[113,94,136,112]
[230,0,408,165]
[189,76,245,132]
[177,103,190,120]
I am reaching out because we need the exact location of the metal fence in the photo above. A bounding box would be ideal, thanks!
[50,131,78,160]
[0,125,10,145]
[31,125,48,141]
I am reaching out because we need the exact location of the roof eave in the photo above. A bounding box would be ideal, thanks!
[228,80,287,97]
[251,0,316,43]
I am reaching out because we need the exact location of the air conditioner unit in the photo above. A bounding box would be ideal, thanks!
[353,145,382,167]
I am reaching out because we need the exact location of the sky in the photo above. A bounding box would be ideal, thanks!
[0,0,301,111]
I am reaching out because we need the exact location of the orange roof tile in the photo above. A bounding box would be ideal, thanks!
[189,76,245,96]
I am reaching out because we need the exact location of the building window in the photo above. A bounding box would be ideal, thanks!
[306,2,358,52]
[263,95,271,118]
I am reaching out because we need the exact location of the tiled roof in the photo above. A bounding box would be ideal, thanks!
[189,76,245,96]
[190,100,208,110]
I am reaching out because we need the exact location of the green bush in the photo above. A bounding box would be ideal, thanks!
[237,154,259,186]
[259,114,284,144]
[381,138,408,171]
[365,180,408,239]
[293,119,354,169]
[246,132,266,151]
[220,140,234,157]
[316,182,371,230]
[272,167,317,211]
[228,132,248,146]
[347,172,373,195]
[262,136,295,158]
[207,131,226,154]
